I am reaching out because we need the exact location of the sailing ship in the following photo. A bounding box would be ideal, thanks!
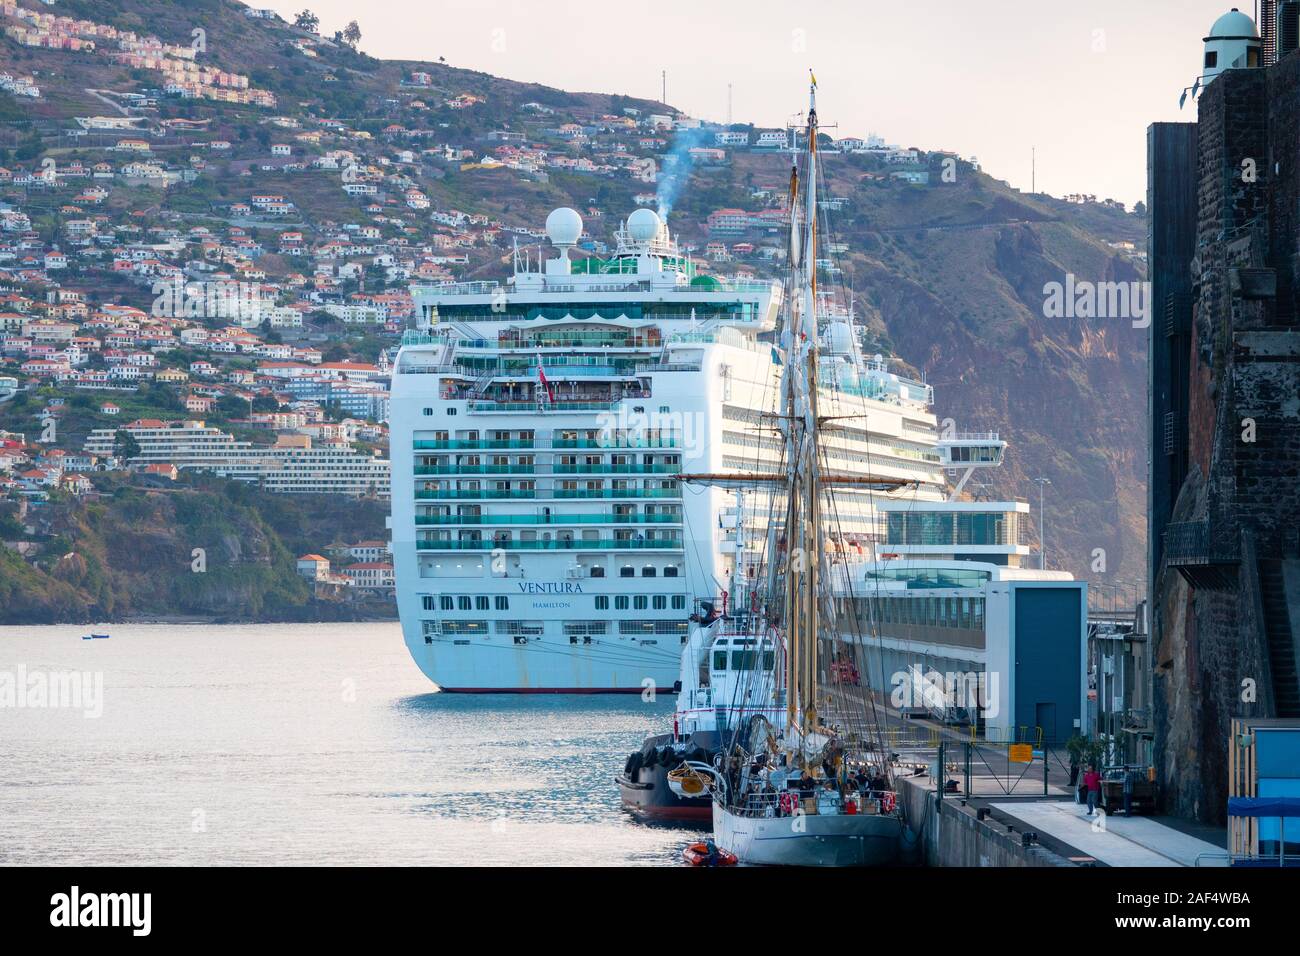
[680,75,906,865]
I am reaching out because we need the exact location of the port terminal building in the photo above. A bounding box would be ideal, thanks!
[827,499,1087,744]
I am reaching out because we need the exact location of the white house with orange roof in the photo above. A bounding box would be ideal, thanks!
[296,554,331,580]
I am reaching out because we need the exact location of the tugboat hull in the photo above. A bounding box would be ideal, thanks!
[617,765,712,823]
[617,731,720,824]
[713,804,902,866]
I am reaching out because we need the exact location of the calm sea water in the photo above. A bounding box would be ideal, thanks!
[0,623,695,866]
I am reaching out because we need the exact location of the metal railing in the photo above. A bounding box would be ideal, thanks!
[413,464,680,475]
[467,400,625,413]
[414,488,680,500]
[1163,520,1240,565]
[415,513,680,526]
[415,537,684,551]
[719,787,899,819]
[412,438,681,450]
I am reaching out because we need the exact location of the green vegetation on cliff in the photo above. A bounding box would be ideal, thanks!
[0,474,392,625]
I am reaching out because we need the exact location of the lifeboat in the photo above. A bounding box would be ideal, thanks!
[666,764,714,798]
[682,841,738,867]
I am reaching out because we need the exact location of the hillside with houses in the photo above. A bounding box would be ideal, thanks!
[0,0,1149,621]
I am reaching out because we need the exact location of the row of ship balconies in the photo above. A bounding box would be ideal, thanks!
[415,512,681,526]
[413,462,681,476]
[415,487,680,500]
[415,535,684,552]
[413,436,680,450]
[416,360,701,379]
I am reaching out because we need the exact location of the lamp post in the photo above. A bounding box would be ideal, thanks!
[1034,477,1051,570]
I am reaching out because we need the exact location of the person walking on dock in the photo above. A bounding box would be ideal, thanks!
[1083,766,1101,816]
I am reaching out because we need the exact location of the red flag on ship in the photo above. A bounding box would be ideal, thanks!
[537,354,555,403]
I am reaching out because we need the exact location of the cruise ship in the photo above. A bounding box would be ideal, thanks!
[390,205,953,691]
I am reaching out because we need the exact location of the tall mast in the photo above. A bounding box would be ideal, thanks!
[778,73,826,740]
[781,157,800,732]
[801,72,821,732]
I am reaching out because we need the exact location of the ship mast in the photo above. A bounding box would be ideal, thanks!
[784,73,823,737]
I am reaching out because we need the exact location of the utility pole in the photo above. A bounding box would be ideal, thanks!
[1034,477,1051,569]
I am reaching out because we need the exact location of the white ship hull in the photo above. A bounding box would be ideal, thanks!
[404,629,680,692]
[712,803,902,866]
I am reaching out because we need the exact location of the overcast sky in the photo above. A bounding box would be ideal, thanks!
[262,0,1249,207]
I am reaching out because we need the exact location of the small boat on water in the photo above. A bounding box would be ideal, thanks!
[682,841,737,867]
[81,633,110,640]
[667,764,715,798]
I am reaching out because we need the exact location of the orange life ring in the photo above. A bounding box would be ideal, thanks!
[779,791,800,815]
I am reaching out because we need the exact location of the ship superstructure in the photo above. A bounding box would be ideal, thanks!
[391,206,947,691]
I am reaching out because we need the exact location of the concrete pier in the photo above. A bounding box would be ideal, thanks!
[898,775,1228,867]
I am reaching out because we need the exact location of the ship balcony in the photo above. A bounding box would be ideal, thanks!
[412,464,679,476]
[466,400,625,414]
[393,363,473,377]
[415,513,682,526]
[411,438,681,450]
[551,438,680,450]
[467,365,643,380]
[634,361,704,373]
[415,537,684,552]
[415,439,540,450]
[1163,520,1240,590]
[522,365,637,378]
[400,330,443,346]
[415,464,537,475]
[552,464,680,475]
[414,280,501,296]
[414,488,681,500]
[469,336,662,351]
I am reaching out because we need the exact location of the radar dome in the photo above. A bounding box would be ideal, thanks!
[627,208,663,242]
[546,207,583,245]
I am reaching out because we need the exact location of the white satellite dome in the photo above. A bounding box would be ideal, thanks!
[545,207,583,245]
[627,208,663,242]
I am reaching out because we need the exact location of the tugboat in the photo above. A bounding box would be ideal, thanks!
[617,602,726,823]
[617,599,788,822]
[617,731,720,823]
